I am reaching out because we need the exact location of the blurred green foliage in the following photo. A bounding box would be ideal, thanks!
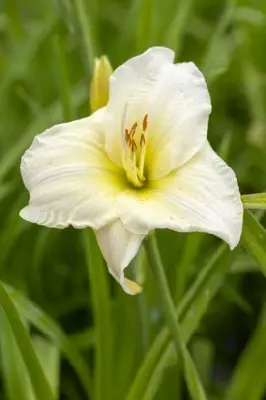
[0,0,266,399]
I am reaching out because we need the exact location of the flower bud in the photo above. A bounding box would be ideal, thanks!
[90,55,113,112]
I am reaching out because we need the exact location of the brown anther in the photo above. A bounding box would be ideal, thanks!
[130,122,138,137]
[131,140,137,153]
[140,134,146,148]
[125,129,131,145]
[142,114,148,132]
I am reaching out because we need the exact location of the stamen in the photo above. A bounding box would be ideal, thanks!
[140,134,146,148]
[122,113,148,188]
[121,103,128,150]
[138,138,146,181]
[131,140,137,166]
[131,139,137,153]
[125,128,131,146]
[130,122,138,137]
[142,114,148,132]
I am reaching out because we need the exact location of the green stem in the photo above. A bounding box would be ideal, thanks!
[74,0,95,74]
[0,282,54,400]
[145,233,207,400]
[83,230,112,400]
[133,253,149,355]
[53,33,74,122]
[145,234,183,354]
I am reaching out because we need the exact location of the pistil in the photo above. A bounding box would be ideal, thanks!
[138,114,148,181]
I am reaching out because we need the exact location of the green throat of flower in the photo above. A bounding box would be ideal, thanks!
[122,113,148,188]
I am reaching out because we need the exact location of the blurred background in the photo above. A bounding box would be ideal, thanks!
[1,0,266,399]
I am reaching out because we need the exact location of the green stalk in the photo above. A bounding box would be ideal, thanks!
[145,233,207,400]
[0,282,54,400]
[74,0,95,74]
[53,33,73,121]
[242,193,266,210]
[83,230,112,400]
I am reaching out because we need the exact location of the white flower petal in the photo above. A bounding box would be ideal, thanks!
[95,220,145,295]
[104,47,175,167]
[20,109,125,230]
[147,62,211,179]
[103,47,210,177]
[117,143,243,249]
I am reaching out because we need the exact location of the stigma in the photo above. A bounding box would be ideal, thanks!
[122,114,148,188]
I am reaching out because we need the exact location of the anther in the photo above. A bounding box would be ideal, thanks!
[130,122,138,137]
[142,114,148,132]
[125,129,131,146]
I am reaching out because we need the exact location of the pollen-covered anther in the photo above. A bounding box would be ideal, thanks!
[125,122,138,151]
[142,114,148,132]
[130,122,138,137]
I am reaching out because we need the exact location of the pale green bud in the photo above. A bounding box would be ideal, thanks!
[90,55,113,112]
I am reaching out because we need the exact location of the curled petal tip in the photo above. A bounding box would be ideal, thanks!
[124,278,142,295]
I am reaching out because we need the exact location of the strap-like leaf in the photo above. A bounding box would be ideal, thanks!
[242,193,266,210]
[241,210,266,276]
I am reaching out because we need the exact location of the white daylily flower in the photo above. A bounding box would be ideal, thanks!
[20,47,243,295]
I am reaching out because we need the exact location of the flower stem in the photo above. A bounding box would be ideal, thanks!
[145,233,207,400]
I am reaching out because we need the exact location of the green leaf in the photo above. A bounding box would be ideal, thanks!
[0,314,60,400]
[30,336,60,399]
[241,210,266,276]
[4,282,93,399]
[145,234,207,400]
[0,281,54,400]
[182,351,207,400]
[0,311,31,400]
[126,244,234,400]
[53,33,74,121]
[222,284,252,314]
[134,0,156,52]
[83,230,112,400]
[225,307,266,400]
[0,181,15,203]
[191,338,214,391]
[69,328,95,350]
[143,283,211,400]
[0,82,87,184]
[175,233,203,303]
[201,0,237,81]
[0,16,57,96]
[235,6,266,26]
[164,0,194,56]
[242,193,266,210]
[73,0,95,73]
